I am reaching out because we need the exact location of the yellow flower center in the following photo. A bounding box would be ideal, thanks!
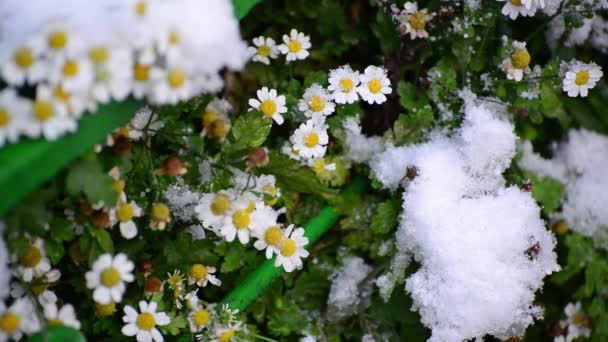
[136,312,156,331]
[89,47,109,64]
[219,329,236,342]
[309,96,325,112]
[304,132,319,148]
[0,108,10,127]
[510,0,522,5]
[368,79,382,94]
[312,158,326,174]
[167,68,187,88]
[203,110,221,128]
[54,85,71,102]
[232,210,251,230]
[31,283,48,295]
[259,100,277,116]
[288,40,302,53]
[135,1,147,17]
[21,246,42,267]
[14,48,34,68]
[0,313,20,333]
[169,30,180,45]
[257,45,272,57]
[117,203,134,222]
[33,100,55,122]
[264,226,283,246]
[193,309,210,326]
[210,120,230,140]
[190,264,208,280]
[573,312,585,325]
[262,183,277,196]
[409,12,427,30]
[511,50,531,69]
[63,60,79,77]
[134,64,150,81]
[100,267,121,287]
[112,180,125,194]
[211,194,231,216]
[49,31,68,50]
[340,78,354,93]
[96,302,116,316]
[281,238,297,257]
[48,319,63,326]
[151,203,170,221]
[575,71,589,86]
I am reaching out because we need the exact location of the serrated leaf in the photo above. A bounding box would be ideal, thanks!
[371,199,400,235]
[163,315,187,336]
[224,113,272,154]
[392,108,434,145]
[88,227,114,253]
[530,176,564,215]
[50,218,75,243]
[45,240,65,264]
[221,249,244,273]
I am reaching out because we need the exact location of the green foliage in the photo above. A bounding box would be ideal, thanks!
[370,199,400,235]
[66,159,118,207]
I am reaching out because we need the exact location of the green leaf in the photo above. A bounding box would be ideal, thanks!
[370,199,401,235]
[27,326,86,342]
[221,249,244,273]
[302,71,328,89]
[223,113,272,154]
[45,240,65,264]
[163,315,188,336]
[530,176,564,215]
[50,218,75,243]
[392,108,434,145]
[66,159,118,207]
[88,227,114,253]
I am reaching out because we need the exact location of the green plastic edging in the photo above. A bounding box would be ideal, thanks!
[218,177,369,312]
[27,326,86,342]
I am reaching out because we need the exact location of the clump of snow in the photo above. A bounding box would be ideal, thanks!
[371,102,559,341]
[520,129,608,242]
[327,256,373,321]
[164,178,201,221]
[343,117,385,163]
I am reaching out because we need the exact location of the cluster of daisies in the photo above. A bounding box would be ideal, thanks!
[553,302,592,342]
[194,173,310,272]
[248,64,391,172]
[248,29,312,64]
[0,0,247,147]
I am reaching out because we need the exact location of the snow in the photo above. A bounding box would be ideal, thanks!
[343,117,385,163]
[164,178,201,222]
[371,102,559,341]
[327,256,373,321]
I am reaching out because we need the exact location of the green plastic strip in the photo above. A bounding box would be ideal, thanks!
[218,177,368,312]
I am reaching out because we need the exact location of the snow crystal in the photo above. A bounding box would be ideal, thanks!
[371,103,559,341]
[164,178,201,221]
[343,117,385,163]
[327,256,373,321]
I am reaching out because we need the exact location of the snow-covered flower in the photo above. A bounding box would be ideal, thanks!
[195,191,235,230]
[278,29,311,62]
[43,302,81,329]
[398,2,432,39]
[561,60,603,97]
[14,237,51,282]
[498,0,537,20]
[500,41,532,82]
[357,66,392,104]
[89,46,133,103]
[85,253,135,304]
[121,301,170,342]
[298,84,335,119]
[274,225,309,272]
[522,0,545,10]
[1,38,47,86]
[0,88,29,147]
[564,302,591,340]
[248,36,279,65]
[129,106,164,140]
[188,264,221,288]
[0,297,40,340]
[248,87,287,125]
[290,119,329,159]
[188,304,211,333]
[23,85,76,141]
[220,197,259,244]
[328,66,360,104]
[150,203,171,231]
[113,201,143,239]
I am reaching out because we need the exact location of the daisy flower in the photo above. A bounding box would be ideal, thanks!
[561,60,603,97]
[278,29,311,62]
[308,157,337,175]
[188,304,212,333]
[248,36,279,65]
[89,45,133,103]
[48,57,95,93]
[328,66,360,104]
[357,66,392,104]
[498,0,537,20]
[40,22,84,60]
[274,224,309,272]
[399,2,432,39]
[220,198,259,244]
[564,302,591,340]
[14,237,51,282]
[43,302,81,329]
[188,264,221,288]
[156,27,183,64]
[85,253,135,304]
[248,87,287,125]
[201,98,232,141]
[281,142,302,161]
[500,41,531,82]
[250,203,282,258]
[210,322,242,342]
[290,119,329,159]
[0,88,29,147]
[113,201,143,239]
[521,0,545,9]
[23,85,76,141]
[195,191,234,230]
[122,301,170,342]
[149,64,199,105]
[150,203,171,231]
[298,84,335,119]
[132,63,153,99]
[1,38,48,86]
[0,297,40,340]
[254,175,282,206]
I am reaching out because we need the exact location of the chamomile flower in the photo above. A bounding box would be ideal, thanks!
[281,142,302,161]
[253,225,284,259]
[328,66,360,104]
[500,41,531,82]
[113,201,143,239]
[498,0,537,20]
[23,85,76,141]
[274,225,309,272]
[398,2,432,39]
[43,302,81,329]
[278,29,311,62]
[249,36,279,65]
[299,84,335,119]
[561,60,603,97]
[210,322,242,342]
[0,88,29,147]
[195,191,235,230]
[248,87,287,125]
[121,301,171,342]
[0,297,40,341]
[188,304,212,333]
[14,237,51,282]
[132,63,153,99]
[40,22,84,60]
[290,119,329,159]
[220,198,258,244]
[201,98,232,141]
[188,264,221,288]
[150,64,199,105]
[85,253,135,304]
[1,38,47,86]
[156,27,183,64]
[150,203,171,231]
[521,0,545,9]
[308,158,337,175]
[357,66,392,104]
[254,175,282,206]
[564,302,591,339]
[49,57,95,93]
[89,46,133,103]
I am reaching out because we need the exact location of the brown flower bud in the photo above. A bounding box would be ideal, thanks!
[552,220,569,236]
[520,179,533,192]
[144,277,163,294]
[90,209,111,229]
[247,147,269,170]
[138,259,154,277]
[406,165,418,181]
[113,136,132,156]
[517,107,529,118]
[156,156,188,176]
[525,241,541,260]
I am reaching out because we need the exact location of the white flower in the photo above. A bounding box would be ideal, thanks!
[112,201,143,239]
[281,142,302,161]
[0,88,29,147]
[498,0,537,19]
[248,36,279,65]
[129,106,164,140]
[357,66,392,104]
[43,302,81,329]
[500,41,531,82]
[220,198,258,244]
[122,301,171,342]
[195,191,235,230]
[298,84,335,119]
[1,38,48,86]
[149,64,200,105]
[14,237,51,282]
[85,253,135,304]
[562,60,603,97]
[89,46,133,103]
[132,63,153,99]
[48,57,95,94]
[0,297,41,340]
[188,264,221,288]
[328,66,360,104]
[522,0,545,9]
[188,304,212,333]
[39,22,84,60]
[210,322,242,342]
[23,85,76,141]
[250,202,282,259]
[278,29,311,62]
[307,158,337,174]
[290,119,329,160]
[564,302,591,340]
[248,87,287,125]
[274,225,309,272]
[398,2,432,39]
